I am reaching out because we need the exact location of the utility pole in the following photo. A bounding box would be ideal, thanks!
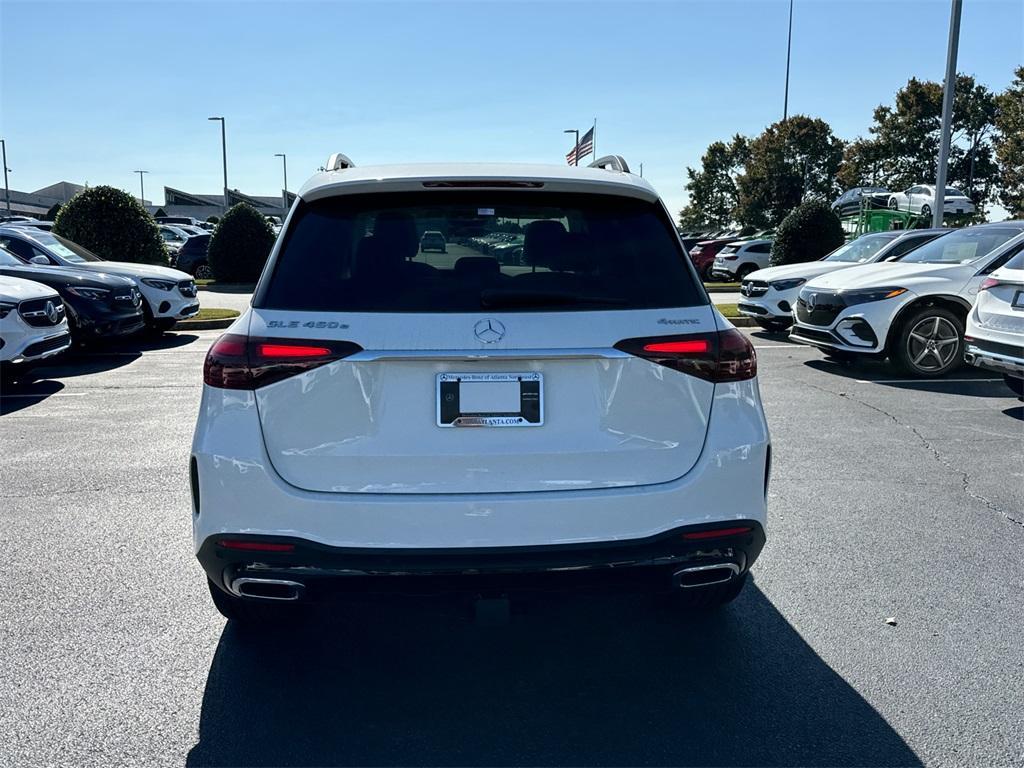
[783,0,794,121]
[208,117,229,214]
[274,153,288,217]
[933,0,962,227]
[134,170,149,206]
[1,139,10,215]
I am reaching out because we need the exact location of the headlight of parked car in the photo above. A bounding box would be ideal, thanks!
[140,278,177,291]
[841,287,908,305]
[66,286,111,301]
[769,278,806,290]
[0,300,16,319]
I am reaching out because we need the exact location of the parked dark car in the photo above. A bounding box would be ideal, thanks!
[0,246,144,341]
[831,187,891,217]
[689,237,739,280]
[173,234,212,278]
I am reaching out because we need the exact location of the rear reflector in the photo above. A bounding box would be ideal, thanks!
[683,526,752,540]
[615,328,756,382]
[204,334,362,389]
[217,540,295,552]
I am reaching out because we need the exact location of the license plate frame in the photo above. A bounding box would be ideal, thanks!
[436,372,543,427]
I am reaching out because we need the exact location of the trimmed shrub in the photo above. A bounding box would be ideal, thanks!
[770,200,845,266]
[206,215,220,224]
[53,186,167,264]
[45,203,62,221]
[207,203,275,282]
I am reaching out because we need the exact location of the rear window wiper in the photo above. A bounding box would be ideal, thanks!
[480,289,628,308]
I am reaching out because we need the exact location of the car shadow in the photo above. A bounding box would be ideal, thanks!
[186,585,920,767]
[1003,405,1024,421]
[0,375,66,415]
[802,358,1010,397]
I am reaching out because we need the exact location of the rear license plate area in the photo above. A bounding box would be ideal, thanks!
[437,372,543,427]
[1012,290,1024,310]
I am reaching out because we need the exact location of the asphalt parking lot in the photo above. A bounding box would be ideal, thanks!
[1,329,1022,767]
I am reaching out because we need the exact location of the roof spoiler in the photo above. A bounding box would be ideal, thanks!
[588,155,631,174]
[326,153,356,171]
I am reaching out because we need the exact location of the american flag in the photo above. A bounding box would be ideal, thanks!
[565,127,595,166]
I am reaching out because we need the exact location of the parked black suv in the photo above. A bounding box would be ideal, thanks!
[173,234,212,278]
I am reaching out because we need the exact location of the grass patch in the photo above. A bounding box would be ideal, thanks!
[195,279,215,286]
[188,308,240,322]
[715,303,740,318]
[704,281,740,290]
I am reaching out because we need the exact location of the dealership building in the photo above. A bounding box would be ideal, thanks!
[1,182,294,221]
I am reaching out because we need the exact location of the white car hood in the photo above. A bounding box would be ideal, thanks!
[806,261,974,291]
[746,261,854,283]
[81,261,191,282]
[0,275,59,302]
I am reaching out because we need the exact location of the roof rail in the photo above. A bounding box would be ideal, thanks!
[326,153,356,171]
[588,155,631,174]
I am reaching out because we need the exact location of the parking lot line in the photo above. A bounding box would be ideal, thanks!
[853,378,1001,384]
[752,344,803,349]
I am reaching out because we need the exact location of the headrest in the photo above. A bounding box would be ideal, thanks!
[371,211,418,261]
[454,256,501,278]
[522,220,568,267]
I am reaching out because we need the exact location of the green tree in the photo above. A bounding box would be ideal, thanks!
[678,135,748,229]
[770,200,845,267]
[207,203,276,282]
[735,116,845,229]
[206,215,220,224]
[53,186,166,264]
[994,66,1024,217]
[44,203,62,221]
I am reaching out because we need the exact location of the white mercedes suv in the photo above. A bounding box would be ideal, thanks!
[790,223,1024,376]
[965,248,1024,398]
[192,156,770,622]
[0,275,71,375]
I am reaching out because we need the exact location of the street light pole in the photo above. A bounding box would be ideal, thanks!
[134,170,149,207]
[564,128,579,166]
[933,0,962,228]
[208,117,228,214]
[1,139,10,215]
[274,153,288,216]
[783,0,794,121]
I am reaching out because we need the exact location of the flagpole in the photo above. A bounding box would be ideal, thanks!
[592,118,597,160]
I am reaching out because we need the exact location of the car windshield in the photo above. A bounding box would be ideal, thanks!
[898,226,1024,265]
[30,232,103,263]
[822,234,898,263]
[257,191,704,312]
[718,245,738,255]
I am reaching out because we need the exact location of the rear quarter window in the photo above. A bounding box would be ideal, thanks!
[256,191,705,312]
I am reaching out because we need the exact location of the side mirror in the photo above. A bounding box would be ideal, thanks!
[30,254,50,265]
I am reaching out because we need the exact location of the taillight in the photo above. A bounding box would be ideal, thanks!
[682,526,752,540]
[979,277,1001,291]
[615,329,756,382]
[217,539,295,552]
[203,334,362,389]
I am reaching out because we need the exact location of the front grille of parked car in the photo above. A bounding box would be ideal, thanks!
[796,289,845,326]
[114,287,142,308]
[792,327,837,345]
[19,297,66,327]
[23,332,71,358]
[741,281,769,297]
[178,280,198,298]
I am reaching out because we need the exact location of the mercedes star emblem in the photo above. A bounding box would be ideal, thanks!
[44,300,59,324]
[474,318,506,344]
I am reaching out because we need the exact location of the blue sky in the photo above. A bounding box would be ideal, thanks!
[2,0,1021,217]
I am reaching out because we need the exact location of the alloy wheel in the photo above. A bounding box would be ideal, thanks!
[906,316,960,372]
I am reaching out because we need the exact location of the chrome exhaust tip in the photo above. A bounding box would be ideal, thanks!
[673,563,740,589]
[229,577,304,601]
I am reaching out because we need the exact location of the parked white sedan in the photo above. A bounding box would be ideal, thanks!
[965,248,1024,397]
[709,239,773,281]
[888,185,976,218]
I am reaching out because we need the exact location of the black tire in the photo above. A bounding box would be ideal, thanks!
[920,204,932,219]
[1004,374,1024,398]
[194,262,213,280]
[701,264,715,281]
[889,197,900,210]
[755,318,791,332]
[207,578,306,625]
[892,306,964,377]
[672,571,748,610]
[736,264,758,281]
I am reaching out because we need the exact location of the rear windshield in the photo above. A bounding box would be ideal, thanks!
[257,191,704,312]
[718,245,738,255]
[898,225,1024,265]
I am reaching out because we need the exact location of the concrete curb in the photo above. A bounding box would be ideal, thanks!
[726,317,756,328]
[174,317,238,331]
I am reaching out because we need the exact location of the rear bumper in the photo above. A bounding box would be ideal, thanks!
[200,522,766,598]
[964,337,1024,376]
